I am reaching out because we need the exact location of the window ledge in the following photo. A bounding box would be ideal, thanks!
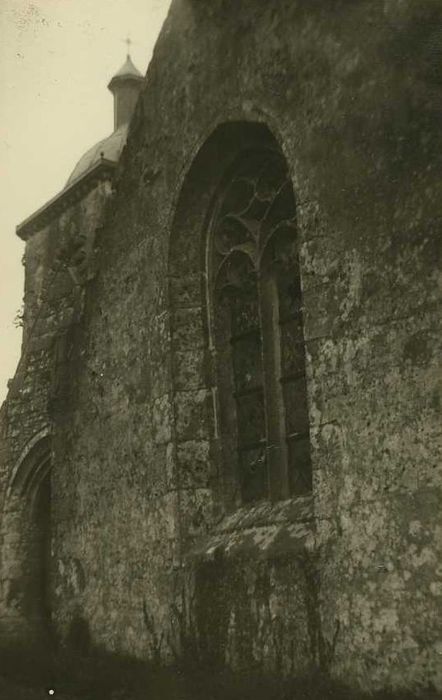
[188,495,316,563]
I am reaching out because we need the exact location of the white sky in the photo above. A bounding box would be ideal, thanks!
[0,0,171,403]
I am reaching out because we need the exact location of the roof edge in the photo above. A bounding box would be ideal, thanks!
[107,73,145,92]
[16,159,117,241]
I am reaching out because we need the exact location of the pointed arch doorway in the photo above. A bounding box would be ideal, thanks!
[1,433,52,645]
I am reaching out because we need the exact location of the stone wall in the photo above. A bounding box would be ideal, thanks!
[51,0,442,690]
[2,0,441,693]
[0,180,112,645]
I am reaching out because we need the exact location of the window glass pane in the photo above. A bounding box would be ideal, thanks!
[232,333,263,391]
[256,158,287,201]
[287,436,312,495]
[230,291,259,336]
[220,178,255,216]
[239,445,267,503]
[242,196,269,222]
[215,216,253,254]
[280,320,305,376]
[282,376,310,436]
[278,276,302,319]
[219,252,267,503]
[261,183,296,240]
[236,391,266,447]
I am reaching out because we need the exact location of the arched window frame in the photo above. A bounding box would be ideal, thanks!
[207,148,312,506]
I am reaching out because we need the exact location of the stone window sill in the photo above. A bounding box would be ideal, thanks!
[188,495,316,563]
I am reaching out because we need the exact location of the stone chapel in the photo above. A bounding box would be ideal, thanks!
[0,0,441,694]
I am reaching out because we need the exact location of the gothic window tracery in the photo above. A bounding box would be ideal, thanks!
[209,149,312,504]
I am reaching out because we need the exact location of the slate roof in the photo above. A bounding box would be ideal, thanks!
[65,123,128,187]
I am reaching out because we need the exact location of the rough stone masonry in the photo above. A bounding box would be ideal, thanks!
[0,0,441,694]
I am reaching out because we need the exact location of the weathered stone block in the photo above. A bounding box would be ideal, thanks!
[171,307,205,350]
[172,348,206,391]
[173,389,213,442]
[169,273,202,308]
[151,394,173,445]
[176,439,215,489]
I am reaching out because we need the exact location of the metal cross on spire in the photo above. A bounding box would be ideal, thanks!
[125,36,132,57]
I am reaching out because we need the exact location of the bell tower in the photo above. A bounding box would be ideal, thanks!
[108,47,144,131]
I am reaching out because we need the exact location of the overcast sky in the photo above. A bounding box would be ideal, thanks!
[0,0,171,403]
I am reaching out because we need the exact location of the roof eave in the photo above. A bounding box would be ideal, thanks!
[16,158,117,241]
[107,74,145,92]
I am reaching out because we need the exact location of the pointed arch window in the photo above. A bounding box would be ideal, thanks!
[209,149,312,505]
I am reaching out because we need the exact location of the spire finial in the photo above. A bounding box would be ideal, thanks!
[125,35,132,58]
